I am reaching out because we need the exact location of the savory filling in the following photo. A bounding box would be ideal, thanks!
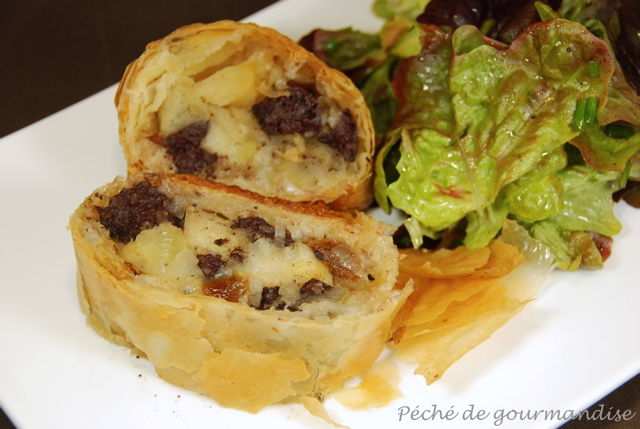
[96,181,181,243]
[250,84,358,162]
[149,43,360,198]
[165,121,216,176]
[96,181,377,317]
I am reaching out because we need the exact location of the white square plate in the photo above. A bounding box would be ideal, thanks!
[0,1,638,428]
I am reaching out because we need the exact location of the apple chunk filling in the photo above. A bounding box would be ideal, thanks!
[149,45,361,199]
[96,182,373,317]
[117,212,342,312]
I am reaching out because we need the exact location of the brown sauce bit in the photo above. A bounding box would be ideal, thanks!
[202,276,247,303]
[124,262,142,275]
[231,216,293,246]
[251,83,321,135]
[300,278,332,302]
[166,121,217,176]
[196,253,225,277]
[309,240,365,280]
[319,109,358,162]
[251,286,302,312]
[255,286,282,310]
[229,247,245,262]
[97,181,179,243]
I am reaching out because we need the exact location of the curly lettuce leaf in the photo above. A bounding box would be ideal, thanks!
[391,24,453,134]
[368,2,635,261]
[377,19,615,249]
[501,147,568,222]
[464,200,508,249]
[374,24,454,215]
[403,216,440,248]
[559,0,618,27]
[599,65,640,127]
[419,0,561,44]
[388,127,487,231]
[360,58,399,137]
[555,0,640,127]
[559,0,640,91]
[545,165,622,236]
[535,2,561,21]
[374,130,402,212]
[373,0,430,21]
[487,0,561,44]
[298,28,382,71]
[383,19,424,58]
[523,165,620,269]
[615,1,640,93]
[529,223,603,270]
[523,164,621,270]
[466,146,567,248]
[451,22,613,188]
[542,0,640,92]
[570,122,640,171]
[550,0,640,172]
[417,0,487,28]
[504,175,564,221]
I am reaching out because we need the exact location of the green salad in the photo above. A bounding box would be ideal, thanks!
[300,0,640,270]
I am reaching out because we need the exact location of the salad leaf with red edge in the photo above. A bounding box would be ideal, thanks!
[376,20,614,253]
[302,0,640,269]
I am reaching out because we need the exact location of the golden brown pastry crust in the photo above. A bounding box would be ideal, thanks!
[70,174,409,412]
[115,21,375,210]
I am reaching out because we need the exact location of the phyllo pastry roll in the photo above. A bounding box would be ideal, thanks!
[115,21,375,210]
[69,174,409,412]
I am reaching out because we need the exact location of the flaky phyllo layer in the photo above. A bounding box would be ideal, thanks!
[116,21,375,209]
[70,174,409,411]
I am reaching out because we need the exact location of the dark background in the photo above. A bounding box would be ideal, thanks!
[0,0,277,137]
[0,1,637,428]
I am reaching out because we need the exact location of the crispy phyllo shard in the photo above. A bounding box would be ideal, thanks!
[400,246,491,278]
[115,21,375,209]
[70,173,409,412]
[399,240,524,280]
[190,349,310,413]
[392,238,546,384]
